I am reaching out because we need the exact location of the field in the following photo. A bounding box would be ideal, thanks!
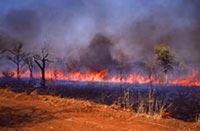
[0,88,200,131]
[0,78,200,130]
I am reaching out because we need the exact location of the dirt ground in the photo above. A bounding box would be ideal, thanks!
[0,89,199,131]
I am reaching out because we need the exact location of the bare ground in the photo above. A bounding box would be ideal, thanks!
[0,89,199,131]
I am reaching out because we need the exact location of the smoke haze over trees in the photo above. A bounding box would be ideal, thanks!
[0,0,200,71]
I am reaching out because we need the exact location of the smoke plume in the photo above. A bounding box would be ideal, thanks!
[0,0,200,65]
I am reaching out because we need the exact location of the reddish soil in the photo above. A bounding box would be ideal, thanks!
[0,89,199,131]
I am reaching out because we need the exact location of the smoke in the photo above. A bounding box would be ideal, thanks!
[80,33,115,71]
[0,0,199,64]
[3,9,41,42]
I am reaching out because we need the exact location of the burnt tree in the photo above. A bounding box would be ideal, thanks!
[5,43,26,79]
[24,54,34,79]
[33,48,51,87]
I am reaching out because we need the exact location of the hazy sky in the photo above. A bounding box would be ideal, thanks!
[0,0,200,61]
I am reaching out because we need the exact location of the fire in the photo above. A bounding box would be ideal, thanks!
[45,69,157,84]
[1,69,200,87]
[42,69,200,86]
[45,69,108,82]
[172,70,200,86]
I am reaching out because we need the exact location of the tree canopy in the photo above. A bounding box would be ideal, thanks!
[154,44,176,74]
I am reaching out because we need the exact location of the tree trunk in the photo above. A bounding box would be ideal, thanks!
[148,73,153,115]
[119,64,124,82]
[34,59,46,88]
[41,69,45,87]
[120,68,123,81]
[41,59,46,87]
[17,63,20,80]
[29,68,33,79]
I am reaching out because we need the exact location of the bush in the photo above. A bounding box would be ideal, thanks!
[2,70,15,78]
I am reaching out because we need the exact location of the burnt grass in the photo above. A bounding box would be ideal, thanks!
[0,77,200,122]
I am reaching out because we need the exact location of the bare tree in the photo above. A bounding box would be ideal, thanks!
[33,47,52,87]
[24,54,34,79]
[5,43,26,79]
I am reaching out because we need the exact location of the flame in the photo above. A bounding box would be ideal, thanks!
[46,69,108,82]
[1,68,200,87]
[172,70,200,86]
[45,69,157,84]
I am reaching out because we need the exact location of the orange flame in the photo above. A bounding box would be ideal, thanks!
[1,69,200,87]
[41,69,200,86]
[172,70,200,86]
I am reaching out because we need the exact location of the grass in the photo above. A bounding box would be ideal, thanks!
[196,114,200,122]
[116,87,172,119]
[1,81,199,122]
[136,98,172,119]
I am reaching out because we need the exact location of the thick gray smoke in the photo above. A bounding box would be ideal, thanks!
[0,0,200,65]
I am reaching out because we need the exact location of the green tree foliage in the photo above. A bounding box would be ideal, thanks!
[154,44,176,74]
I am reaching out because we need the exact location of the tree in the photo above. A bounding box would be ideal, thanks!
[33,47,52,87]
[5,43,26,79]
[24,54,34,79]
[154,44,176,82]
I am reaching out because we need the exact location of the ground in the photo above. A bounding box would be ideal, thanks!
[0,89,199,131]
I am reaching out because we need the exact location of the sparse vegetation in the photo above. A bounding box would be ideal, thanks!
[0,0,200,130]
[33,47,52,87]
[142,60,156,116]
[114,87,172,119]
[2,69,15,78]
[24,53,34,79]
[0,88,198,131]
[195,114,200,122]
[135,93,172,119]
[4,43,26,79]
[116,88,134,111]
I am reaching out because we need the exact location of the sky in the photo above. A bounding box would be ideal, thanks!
[0,0,200,63]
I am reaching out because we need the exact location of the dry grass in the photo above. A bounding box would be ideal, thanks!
[117,88,172,119]
[196,114,200,122]
[136,99,172,119]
